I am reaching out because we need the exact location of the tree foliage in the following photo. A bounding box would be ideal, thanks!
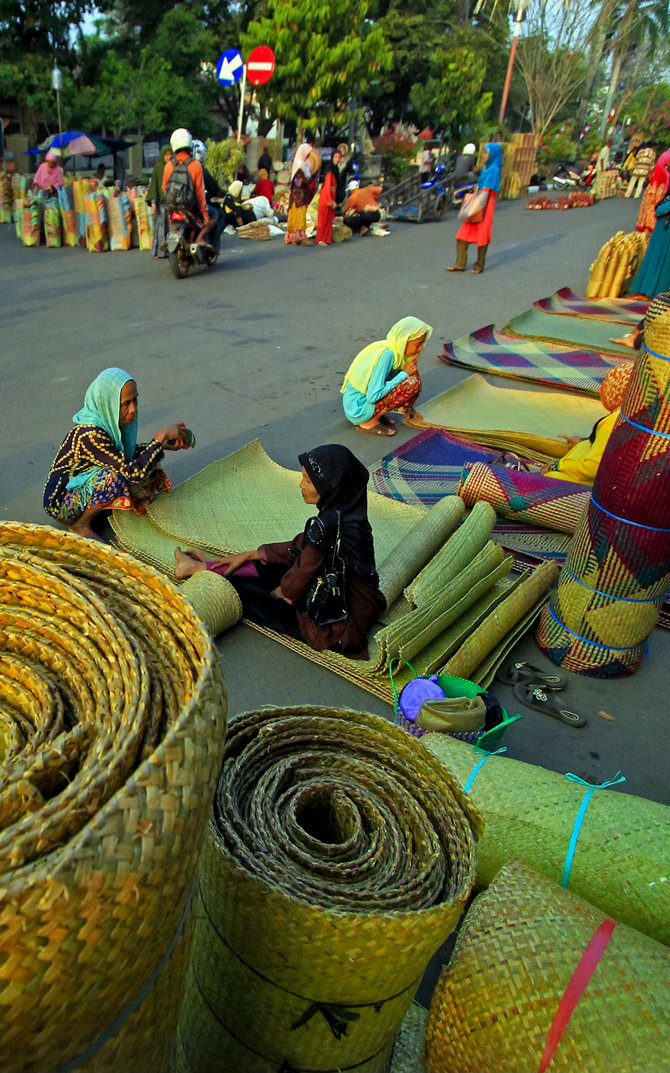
[409,44,492,138]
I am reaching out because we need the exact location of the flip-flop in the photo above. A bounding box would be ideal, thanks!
[496,660,565,690]
[356,423,396,436]
[513,683,586,728]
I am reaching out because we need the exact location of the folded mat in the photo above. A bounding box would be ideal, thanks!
[421,733,670,946]
[458,462,591,534]
[176,706,482,1073]
[409,374,607,457]
[111,442,558,702]
[370,428,505,505]
[425,859,670,1073]
[533,286,648,325]
[504,307,637,357]
[439,324,623,396]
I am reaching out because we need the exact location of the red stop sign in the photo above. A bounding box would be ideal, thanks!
[247,45,275,86]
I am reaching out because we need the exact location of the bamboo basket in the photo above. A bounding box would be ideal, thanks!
[425,860,670,1073]
[0,521,228,1072]
[421,733,670,946]
[176,706,483,1073]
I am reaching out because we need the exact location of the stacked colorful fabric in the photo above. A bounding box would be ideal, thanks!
[458,463,591,534]
[57,183,77,246]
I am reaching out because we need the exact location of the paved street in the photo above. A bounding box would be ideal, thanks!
[1,195,667,807]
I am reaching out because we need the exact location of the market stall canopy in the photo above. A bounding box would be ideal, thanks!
[26,131,135,156]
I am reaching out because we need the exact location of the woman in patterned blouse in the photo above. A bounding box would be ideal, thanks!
[44,367,191,539]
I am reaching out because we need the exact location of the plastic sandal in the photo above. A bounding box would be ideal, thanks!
[496,660,564,690]
[513,683,586,728]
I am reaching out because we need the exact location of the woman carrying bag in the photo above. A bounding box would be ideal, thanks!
[447,142,502,275]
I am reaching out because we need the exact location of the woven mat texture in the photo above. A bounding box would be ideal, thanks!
[505,307,637,357]
[439,324,623,396]
[537,329,670,676]
[458,462,591,534]
[177,707,482,1073]
[0,521,228,1073]
[425,859,670,1073]
[533,286,647,324]
[422,734,670,946]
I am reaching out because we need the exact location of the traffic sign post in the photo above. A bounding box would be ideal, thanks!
[236,62,248,144]
[216,45,275,142]
[216,49,244,86]
[247,46,275,86]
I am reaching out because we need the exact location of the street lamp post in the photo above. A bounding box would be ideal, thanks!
[498,0,529,127]
[51,62,63,151]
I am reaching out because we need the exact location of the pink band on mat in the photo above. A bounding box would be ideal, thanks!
[537,916,617,1073]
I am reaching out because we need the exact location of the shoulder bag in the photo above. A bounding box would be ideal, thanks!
[303,511,348,626]
[457,186,489,225]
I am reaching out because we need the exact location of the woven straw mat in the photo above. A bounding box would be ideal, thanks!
[425,859,670,1073]
[422,733,670,947]
[176,706,482,1073]
[0,521,228,1073]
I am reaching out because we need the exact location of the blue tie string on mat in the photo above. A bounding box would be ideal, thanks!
[561,772,627,888]
[621,412,670,440]
[546,602,644,652]
[590,494,670,533]
[563,566,662,604]
[463,748,508,794]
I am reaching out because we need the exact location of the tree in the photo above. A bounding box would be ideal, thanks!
[409,44,492,138]
[592,0,670,135]
[241,0,391,133]
[0,0,94,59]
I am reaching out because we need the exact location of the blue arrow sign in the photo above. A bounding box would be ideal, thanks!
[216,49,244,86]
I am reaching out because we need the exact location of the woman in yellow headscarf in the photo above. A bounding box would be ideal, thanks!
[341,316,433,436]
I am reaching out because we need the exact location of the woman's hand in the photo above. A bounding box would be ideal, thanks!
[214,550,260,575]
[271,586,294,604]
[156,422,189,449]
[404,358,419,376]
[558,434,582,447]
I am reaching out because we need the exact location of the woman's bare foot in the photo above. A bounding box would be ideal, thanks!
[404,407,424,422]
[174,547,208,579]
[68,520,104,541]
[610,333,637,348]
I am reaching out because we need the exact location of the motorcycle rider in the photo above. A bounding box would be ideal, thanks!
[192,139,226,250]
[453,143,478,186]
[162,127,215,247]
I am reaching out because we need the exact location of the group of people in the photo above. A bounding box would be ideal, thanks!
[628,146,670,299]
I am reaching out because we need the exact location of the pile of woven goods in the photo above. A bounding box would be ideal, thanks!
[526,192,594,210]
[587,229,649,298]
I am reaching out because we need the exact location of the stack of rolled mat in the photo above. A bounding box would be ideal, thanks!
[175,706,483,1073]
[424,859,670,1073]
[44,196,62,247]
[586,229,649,298]
[0,521,228,1073]
[457,462,591,533]
[537,311,670,675]
[0,172,11,223]
[421,733,670,946]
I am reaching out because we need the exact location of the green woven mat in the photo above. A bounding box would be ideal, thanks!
[422,734,670,947]
[505,308,636,357]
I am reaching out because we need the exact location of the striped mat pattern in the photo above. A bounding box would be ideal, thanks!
[533,287,648,325]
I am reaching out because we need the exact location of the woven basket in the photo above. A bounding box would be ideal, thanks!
[176,706,483,1073]
[0,521,228,1072]
[422,733,670,946]
[425,860,670,1073]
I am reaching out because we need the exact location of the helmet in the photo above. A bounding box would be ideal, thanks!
[463,142,476,156]
[170,128,193,154]
[192,139,207,163]
[347,179,360,191]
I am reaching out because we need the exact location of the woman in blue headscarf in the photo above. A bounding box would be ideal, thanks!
[44,368,191,539]
[447,142,502,274]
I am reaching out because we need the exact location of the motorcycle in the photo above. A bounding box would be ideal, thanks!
[552,161,588,190]
[165,208,218,279]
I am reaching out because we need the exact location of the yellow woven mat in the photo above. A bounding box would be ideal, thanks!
[410,375,607,456]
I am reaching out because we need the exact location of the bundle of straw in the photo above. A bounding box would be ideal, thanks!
[177,706,482,1073]
[537,311,670,675]
[421,733,670,946]
[0,521,228,1072]
[236,218,271,240]
[425,860,670,1073]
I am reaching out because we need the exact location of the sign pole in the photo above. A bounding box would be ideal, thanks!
[237,64,247,143]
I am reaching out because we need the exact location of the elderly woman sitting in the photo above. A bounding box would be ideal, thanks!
[44,367,191,539]
[341,316,433,436]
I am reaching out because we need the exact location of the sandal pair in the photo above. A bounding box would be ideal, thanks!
[498,661,587,728]
[496,660,564,690]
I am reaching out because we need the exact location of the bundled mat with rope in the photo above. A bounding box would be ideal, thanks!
[458,462,591,534]
[73,178,90,247]
[58,182,78,247]
[134,195,153,250]
[175,706,483,1073]
[0,521,228,1073]
[424,859,670,1073]
[503,307,637,357]
[587,230,649,299]
[536,313,670,676]
[236,218,271,240]
[408,375,607,459]
[21,195,41,247]
[438,324,623,396]
[534,286,647,324]
[108,192,132,251]
[0,172,10,224]
[421,733,670,946]
[44,196,62,248]
[85,190,109,253]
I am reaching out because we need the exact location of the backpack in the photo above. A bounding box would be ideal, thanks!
[165,156,197,213]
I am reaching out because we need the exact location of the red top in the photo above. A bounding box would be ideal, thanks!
[456,189,497,246]
[252,178,275,200]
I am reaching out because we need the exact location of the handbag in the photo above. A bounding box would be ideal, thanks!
[304,511,348,626]
[457,186,489,225]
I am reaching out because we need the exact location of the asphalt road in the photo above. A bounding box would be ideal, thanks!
[1,194,667,808]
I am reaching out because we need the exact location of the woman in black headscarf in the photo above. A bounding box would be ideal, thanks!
[174,445,386,659]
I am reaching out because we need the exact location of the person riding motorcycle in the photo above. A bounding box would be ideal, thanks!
[162,128,215,247]
[192,138,226,250]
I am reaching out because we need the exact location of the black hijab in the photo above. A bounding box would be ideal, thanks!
[298,444,379,585]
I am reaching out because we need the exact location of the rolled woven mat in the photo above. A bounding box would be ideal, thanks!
[0,521,228,1072]
[458,462,591,533]
[421,733,670,946]
[176,706,483,1073]
[405,501,496,607]
[180,570,243,634]
[376,494,465,605]
[424,859,670,1073]
[536,313,670,675]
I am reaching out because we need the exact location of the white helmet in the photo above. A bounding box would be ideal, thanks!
[192,139,207,163]
[347,179,360,191]
[463,142,476,156]
[170,128,193,154]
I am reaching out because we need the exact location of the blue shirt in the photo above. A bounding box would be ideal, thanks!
[342,347,408,424]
